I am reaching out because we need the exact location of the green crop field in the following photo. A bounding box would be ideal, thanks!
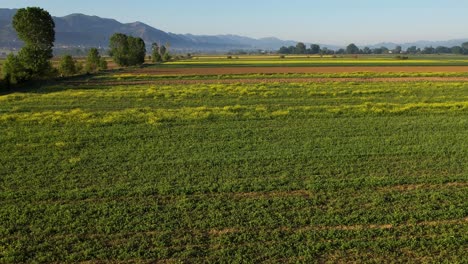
[1,62,467,263]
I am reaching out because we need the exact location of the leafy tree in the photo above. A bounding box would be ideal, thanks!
[295,42,307,54]
[13,7,55,76]
[86,48,102,73]
[310,44,320,54]
[336,48,346,55]
[462,42,468,50]
[127,36,146,65]
[4,7,55,84]
[159,45,167,57]
[109,33,130,66]
[75,61,84,73]
[13,7,55,48]
[435,46,451,54]
[151,43,162,63]
[163,52,172,62]
[58,55,77,76]
[421,46,435,54]
[346,43,359,54]
[279,46,288,54]
[362,47,372,54]
[2,54,29,86]
[393,46,402,54]
[110,33,146,66]
[372,48,383,54]
[461,42,468,54]
[406,46,418,54]
[451,46,463,54]
[99,58,108,70]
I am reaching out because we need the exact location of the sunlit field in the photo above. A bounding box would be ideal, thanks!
[1,57,467,262]
[168,55,468,67]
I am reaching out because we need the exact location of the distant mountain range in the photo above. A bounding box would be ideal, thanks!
[1,8,467,53]
[0,8,299,52]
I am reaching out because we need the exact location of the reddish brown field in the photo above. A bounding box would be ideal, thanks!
[65,77,468,86]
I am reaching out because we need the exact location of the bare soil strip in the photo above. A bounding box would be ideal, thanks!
[127,66,468,75]
[65,76,468,86]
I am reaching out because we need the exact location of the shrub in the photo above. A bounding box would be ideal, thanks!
[2,54,29,85]
[58,55,77,77]
[99,58,108,70]
[163,53,172,62]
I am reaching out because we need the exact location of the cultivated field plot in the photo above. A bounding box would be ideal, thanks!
[1,64,467,262]
[167,55,468,67]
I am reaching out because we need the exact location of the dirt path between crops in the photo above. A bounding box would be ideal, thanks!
[66,76,468,86]
[126,66,468,75]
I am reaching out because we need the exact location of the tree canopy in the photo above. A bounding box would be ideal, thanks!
[2,7,56,85]
[109,33,146,67]
[346,43,359,54]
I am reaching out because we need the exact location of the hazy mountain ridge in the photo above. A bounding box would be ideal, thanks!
[0,9,299,51]
[1,8,467,52]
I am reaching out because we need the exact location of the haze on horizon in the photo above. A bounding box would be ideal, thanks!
[3,0,467,46]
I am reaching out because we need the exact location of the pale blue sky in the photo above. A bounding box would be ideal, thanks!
[2,0,467,45]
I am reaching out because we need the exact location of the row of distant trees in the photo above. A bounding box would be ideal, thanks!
[1,7,174,88]
[279,42,468,55]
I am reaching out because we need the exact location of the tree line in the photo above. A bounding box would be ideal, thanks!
[1,7,172,88]
[279,42,468,55]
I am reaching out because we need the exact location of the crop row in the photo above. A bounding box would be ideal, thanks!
[0,76,467,262]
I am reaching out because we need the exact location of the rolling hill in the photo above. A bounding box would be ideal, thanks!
[0,9,297,52]
[1,8,467,53]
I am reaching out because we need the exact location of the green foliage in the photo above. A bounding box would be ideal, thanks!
[12,7,55,80]
[295,42,307,54]
[163,52,171,62]
[12,7,55,48]
[99,58,108,70]
[110,33,146,67]
[310,44,320,54]
[109,33,129,66]
[58,55,77,77]
[152,52,162,63]
[127,37,146,65]
[1,54,29,85]
[346,43,359,54]
[18,45,54,77]
[85,48,102,73]
[75,60,84,73]
[151,43,162,63]
[1,69,467,262]
[159,45,167,57]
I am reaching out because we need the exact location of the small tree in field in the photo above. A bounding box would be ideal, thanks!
[346,43,359,54]
[85,48,107,72]
[58,55,77,77]
[163,52,172,62]
[3,7,55,85]
[110,33,146,67]
[127,36,146,65]
[2,54,29,85]
[99,58,108,70]
[86,48,102,73]
[151,43,163,63]
[159,45,167,57]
